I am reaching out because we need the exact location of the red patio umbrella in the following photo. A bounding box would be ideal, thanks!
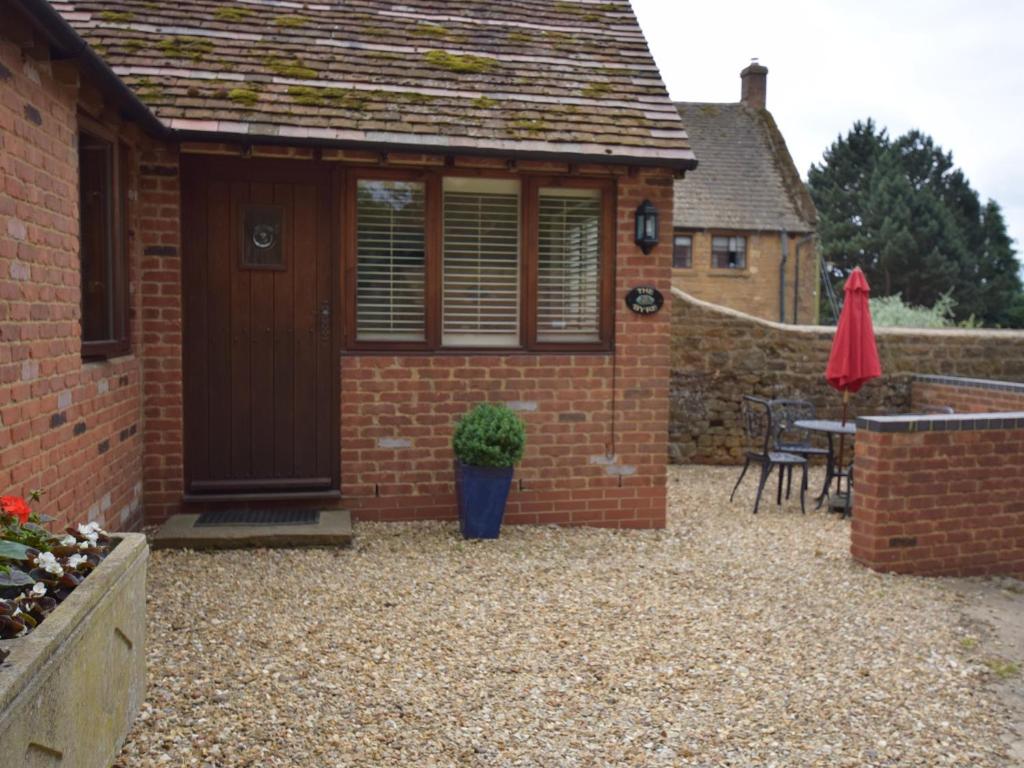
[825,267,882,475]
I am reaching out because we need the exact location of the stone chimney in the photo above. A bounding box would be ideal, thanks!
[740,59,768,109]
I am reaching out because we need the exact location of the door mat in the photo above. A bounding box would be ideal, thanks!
[194,509,321,527]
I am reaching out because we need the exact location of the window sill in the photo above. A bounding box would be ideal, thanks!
[341,346,613,357]
[82,342,132,362]
[706,270,750,278]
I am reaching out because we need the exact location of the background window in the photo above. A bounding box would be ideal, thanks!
[355,180,426,342]
[79,130,128,357]
[672,235,692,268]
[711,235,747,269]
[537,188,601,343]
[442,178,520,347]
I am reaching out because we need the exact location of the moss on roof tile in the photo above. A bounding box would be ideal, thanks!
[264,57,318,79]
[157,36,215,61]
[215,6,253,22]
[227,87,259,106]
[581,82,611,98]
[98,10,134,22]
[287,85,368,110]
[472,96,497,109]
[423,50,496,74]
[274,14,309,27]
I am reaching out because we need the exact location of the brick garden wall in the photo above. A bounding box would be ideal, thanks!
[670,289,1024,464]
[912,374,1024,414]
[0,31,144,531]
[852,412,1024,577]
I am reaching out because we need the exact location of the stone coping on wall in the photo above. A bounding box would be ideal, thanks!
[857,412,1024,433]
[670,287,1024,339]
[912,373,1024,394]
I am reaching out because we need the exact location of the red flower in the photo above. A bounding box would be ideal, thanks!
[1,496,31,525]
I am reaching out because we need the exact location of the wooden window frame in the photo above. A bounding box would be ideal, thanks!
[710,232,748,270]
[78,116,130,360]
[672,230,695,269]
[342,168,615,353]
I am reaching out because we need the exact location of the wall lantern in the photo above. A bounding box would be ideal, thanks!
[634,199,659,254]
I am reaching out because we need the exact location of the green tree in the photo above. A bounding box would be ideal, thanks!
[808,121,1023,326]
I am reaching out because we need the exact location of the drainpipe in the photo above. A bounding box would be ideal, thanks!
[793,234,815,324]
[778,230,789,324]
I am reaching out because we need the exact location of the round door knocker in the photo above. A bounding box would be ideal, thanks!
[252,224,277,250]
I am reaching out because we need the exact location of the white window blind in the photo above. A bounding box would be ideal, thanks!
[537,188,602,343]
[442,178,520,347]
[356,180,426,341]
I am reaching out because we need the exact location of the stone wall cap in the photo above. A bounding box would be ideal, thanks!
[857,412,1024,433]
[913,373,1024,393]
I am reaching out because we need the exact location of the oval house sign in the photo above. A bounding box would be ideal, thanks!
[625,286,664,315]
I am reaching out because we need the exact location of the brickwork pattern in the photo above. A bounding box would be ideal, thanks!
[912,377,1024,414]
[340,169,672,527]
[672,231,818,325]
[670,290,1024,464]
[852,420,1024,577]
[0,36,144,531]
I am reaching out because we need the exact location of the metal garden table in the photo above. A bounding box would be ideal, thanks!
[793,419,856,514]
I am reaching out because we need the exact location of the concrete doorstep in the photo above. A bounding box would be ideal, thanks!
[151,510,353,550]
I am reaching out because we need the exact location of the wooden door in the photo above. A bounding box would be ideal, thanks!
[182,157,337,496]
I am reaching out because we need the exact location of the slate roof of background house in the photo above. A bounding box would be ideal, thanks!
[46,0,696,168]
[673,102,816,232]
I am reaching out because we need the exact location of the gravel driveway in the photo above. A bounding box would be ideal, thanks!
[116,466,1011,767]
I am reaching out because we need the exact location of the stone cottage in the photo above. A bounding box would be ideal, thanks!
[673,62,819,324]
[0,0,695,530]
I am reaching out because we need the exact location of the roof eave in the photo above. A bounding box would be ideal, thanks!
[172,126,700,171]
[14,0,168,137]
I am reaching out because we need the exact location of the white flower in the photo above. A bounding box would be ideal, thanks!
[34,551,64,577]
[30,582,46,598]
[78,521,106,537]
[59,534,77,547]
[79,540,92,550]
[66,554,88,570]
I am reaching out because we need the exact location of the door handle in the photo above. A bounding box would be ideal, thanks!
[319,301,331,339]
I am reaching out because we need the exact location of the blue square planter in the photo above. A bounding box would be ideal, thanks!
[455,461,514,539]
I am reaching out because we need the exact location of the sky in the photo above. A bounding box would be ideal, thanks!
[631,0,1024,265]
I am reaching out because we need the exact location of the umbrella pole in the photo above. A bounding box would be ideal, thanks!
[835,389,849,498]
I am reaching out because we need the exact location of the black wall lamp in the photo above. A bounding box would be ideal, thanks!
[634,199,659,254]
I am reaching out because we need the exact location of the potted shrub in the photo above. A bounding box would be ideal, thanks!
[452,403,526,539]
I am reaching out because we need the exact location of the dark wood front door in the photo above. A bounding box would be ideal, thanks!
[182,157,337,496]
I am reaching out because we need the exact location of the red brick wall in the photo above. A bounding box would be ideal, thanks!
[912,376,1024,414]
[852,419,1024,577]
[340,169,671,527]
[0,34,144,531]
[136,146,184,524]
[138,151,672,528]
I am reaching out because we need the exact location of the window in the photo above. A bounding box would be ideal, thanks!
[537,188,602,342]
[355,180,426,341]
[711,235,746,269]
[345,173,613,351]
[79,126,129,358]
[442,178,520,347]
[672,234,692,268]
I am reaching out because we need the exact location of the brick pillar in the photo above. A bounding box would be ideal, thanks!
[137,145,183,524]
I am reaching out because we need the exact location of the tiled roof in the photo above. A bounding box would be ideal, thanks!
[673,102,815,232]
[50,0,696,168]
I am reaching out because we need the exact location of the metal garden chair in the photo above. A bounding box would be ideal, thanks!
[729,396,808,514]
[769,398,832,499]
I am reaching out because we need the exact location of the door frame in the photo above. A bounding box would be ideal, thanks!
[179,154,341,501]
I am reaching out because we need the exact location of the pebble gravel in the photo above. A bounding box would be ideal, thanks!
[116,465,1011,767]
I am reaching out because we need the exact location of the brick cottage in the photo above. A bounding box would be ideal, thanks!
[1,0,696,530]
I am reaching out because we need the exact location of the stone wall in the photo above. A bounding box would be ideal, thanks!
[670,289,1024,464]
